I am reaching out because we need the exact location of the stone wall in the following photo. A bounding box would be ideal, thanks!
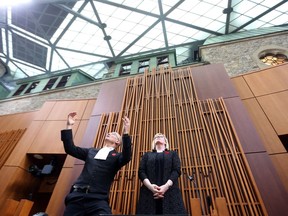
[200,32,288,76]
[0,81,102,115]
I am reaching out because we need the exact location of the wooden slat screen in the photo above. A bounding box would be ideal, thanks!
[0,129,26,169]
[93,66,267,215]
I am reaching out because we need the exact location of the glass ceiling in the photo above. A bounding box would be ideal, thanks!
[0,0,287,83]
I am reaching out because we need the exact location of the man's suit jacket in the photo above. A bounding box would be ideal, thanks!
[61,129,132,199]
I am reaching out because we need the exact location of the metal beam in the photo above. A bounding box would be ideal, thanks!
[224,0,233,34]
[158,0,168,48]
[89,0,115,57]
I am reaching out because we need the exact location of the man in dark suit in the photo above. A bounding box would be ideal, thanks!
[61,112,131,216]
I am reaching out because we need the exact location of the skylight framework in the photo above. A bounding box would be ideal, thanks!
[0,0,287,81]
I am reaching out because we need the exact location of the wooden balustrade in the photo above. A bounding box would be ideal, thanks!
[92,66,267,215]
[0,129,26,169]
[0,199,34,216]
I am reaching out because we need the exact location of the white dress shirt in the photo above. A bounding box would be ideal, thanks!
[94,146,114,160]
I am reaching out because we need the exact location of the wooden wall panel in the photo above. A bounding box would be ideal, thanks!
[0,98,95,215]
[185,63,238,100]
[79,116,101,149]
[27,121,79,154]
[91,79,127,115]
[27,99,95,154]
[82,99,97,119]
[270,154,288,193]
[46,100,88,121]
[33,101,56,121]
[243,64,288,96]
[242,98,286,154]
[46,166,83,216]
[245,152,288,216]
[223,97,266,153]
[5,121,44,167]
[0,111,36,132]
[257,91,288,135]
[230,76,254,99]
[0,166,38,208]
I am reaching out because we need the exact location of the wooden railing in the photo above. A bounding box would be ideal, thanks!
[0,199,33,216]
[0,129,26,169]
[93,66,267,215]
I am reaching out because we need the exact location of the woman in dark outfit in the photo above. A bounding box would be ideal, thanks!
[136,133,186,215]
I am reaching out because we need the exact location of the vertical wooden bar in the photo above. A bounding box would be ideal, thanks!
[215,197,230,216]
[14,199,34,216]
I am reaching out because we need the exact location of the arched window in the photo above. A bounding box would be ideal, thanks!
[259,53,288,66]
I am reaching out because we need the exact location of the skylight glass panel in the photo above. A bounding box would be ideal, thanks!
[192,31,211,41]
[13,61,44,76]
[58,49,105,68]
[230,15,251,27]
[105,17,125,29]
[1,29,7,54]
[274,2,288,13]
[195,16,214,27]
[59,18,106,52]
[50,51,69,71]
[165,21,186,33]
[109,30,127,41]
[216,13,228,23]
[244,4,268,17]
[259,10,283,23]
[136,0,159,13]
[56,38,71,48]
[119,0,143,9]
[252,0,282,7]
[245,19,267,29]
[68,19,87,32]
[138,15,159,26]
[175,1,200,12]
[175,46,190,62]
[124,12,148,24]
[205,20,226,32]
[50,13,74,44]
[193,2,215,15]
[229,12,242,22]
[168,34,195,46]
[167,9,186,20]
[125,44,145,54]
[179,13,202,25]
[71,0,83,11]
[203,6,225,20]
[94,2,117,17]
[111,7,131,20]
[233,1,257,14]
[266,14,288,26]
[119,21,138,34]
[112,40,130,54]
[7,62,27,79]
[131,22,152,33]
[80,41,108,54]
[145,23,163,39]
[205,0,227,8]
